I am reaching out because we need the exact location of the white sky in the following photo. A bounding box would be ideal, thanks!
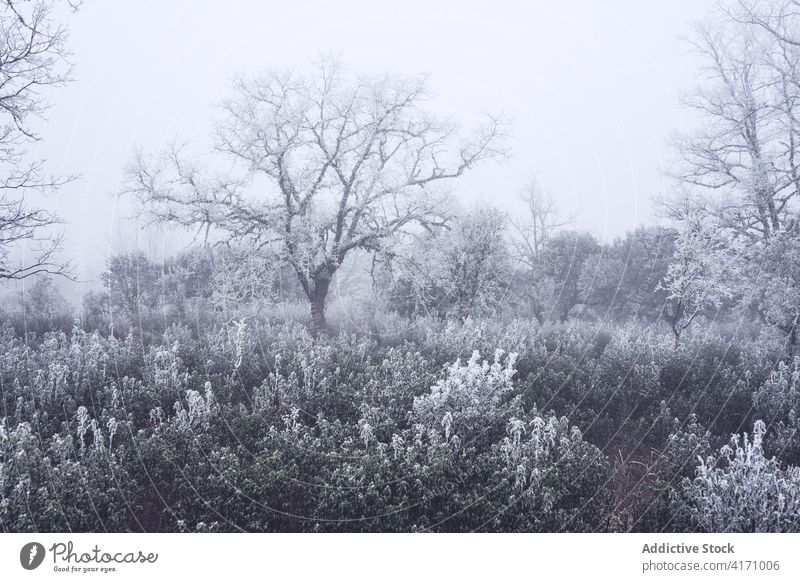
[31,0,714,289]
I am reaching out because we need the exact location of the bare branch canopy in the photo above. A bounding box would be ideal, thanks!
[123,59,507,333]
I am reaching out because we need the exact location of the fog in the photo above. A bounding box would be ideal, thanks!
[26,0,710,295]
[9,0,800,537]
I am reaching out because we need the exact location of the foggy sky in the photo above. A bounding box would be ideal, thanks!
[30,0,713,292]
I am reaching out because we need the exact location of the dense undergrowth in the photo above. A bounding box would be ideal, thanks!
[1,315,798,532]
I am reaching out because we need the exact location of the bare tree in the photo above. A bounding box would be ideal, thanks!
[0,1,79,281]
[670,5,800,243]
[123,59,506,334]
[509,179,572,323]
[734,0,800,47]
[510,179,571,264]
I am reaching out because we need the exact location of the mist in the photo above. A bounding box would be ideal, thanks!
[24,0,710,298]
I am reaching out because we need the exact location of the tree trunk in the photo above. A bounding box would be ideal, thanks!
[309,277,331,337]
[788,317,798,356]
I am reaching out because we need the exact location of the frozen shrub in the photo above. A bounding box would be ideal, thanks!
[174,382,215,432]
[755,358,800,420]
[413,349,518,442]
[0,309,788,532]
[143,342,188,399]
[753,358,800,462]
[682,420,800,532]
[622,415,713,532]
[499,412,607,524]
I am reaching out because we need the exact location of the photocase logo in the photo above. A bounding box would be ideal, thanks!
[20,542,46,570]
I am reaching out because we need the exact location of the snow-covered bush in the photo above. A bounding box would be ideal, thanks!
[413,349,518,442]
[0,310,786,532]
[174,382,215,432]
[754,358,800,420]
[753,358,800,460]
[499,412,607,522]
[622,415,713,532]
[682,420,800,532]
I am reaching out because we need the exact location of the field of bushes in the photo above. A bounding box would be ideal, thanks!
[2,310,799,532]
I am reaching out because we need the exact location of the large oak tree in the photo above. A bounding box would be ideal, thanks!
[124,60,505,334]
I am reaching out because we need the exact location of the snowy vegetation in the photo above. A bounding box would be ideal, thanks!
[0,309,798,532]
[4,0,800,532]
